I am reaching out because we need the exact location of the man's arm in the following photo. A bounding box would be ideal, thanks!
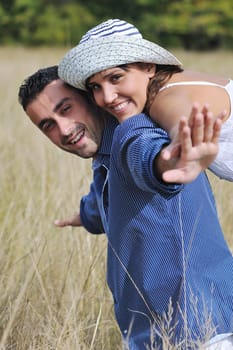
[54,182,104,233]
[155,104,223,184]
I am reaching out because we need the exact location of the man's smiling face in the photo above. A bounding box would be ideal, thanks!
[26,80,103,159]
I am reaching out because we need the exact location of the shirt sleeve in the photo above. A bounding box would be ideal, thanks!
[80,182,105,234]
[115,114,183,195]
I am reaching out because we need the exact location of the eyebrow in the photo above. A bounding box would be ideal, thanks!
[89,69,119,83]
[101,72,114,79]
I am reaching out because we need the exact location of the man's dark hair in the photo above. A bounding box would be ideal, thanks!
[18,66,59,110]
[18,65,90,111]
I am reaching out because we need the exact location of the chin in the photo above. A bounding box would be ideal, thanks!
[79,147,98,159]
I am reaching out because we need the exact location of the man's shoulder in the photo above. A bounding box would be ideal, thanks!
[114,114,168,141]
[98,117,119,156]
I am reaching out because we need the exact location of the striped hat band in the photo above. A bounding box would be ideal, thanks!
[58,19,182,90]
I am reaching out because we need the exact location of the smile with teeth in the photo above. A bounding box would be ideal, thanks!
[111,101,129,112]
[70,130,85,144]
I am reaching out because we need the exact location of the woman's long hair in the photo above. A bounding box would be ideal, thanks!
[145,64,183,113]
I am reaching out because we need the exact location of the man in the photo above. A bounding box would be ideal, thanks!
[18,65,118,232]
[18,66,229,349]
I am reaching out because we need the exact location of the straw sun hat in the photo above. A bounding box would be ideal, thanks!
[58,19,182,91]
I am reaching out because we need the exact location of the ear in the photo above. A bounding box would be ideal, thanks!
[147,64,156,78]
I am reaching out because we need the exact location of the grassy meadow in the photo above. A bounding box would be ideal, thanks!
[0,47,233,349]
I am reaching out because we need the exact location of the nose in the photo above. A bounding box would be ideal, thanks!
[101,86,117,105]
[57,117,74,136]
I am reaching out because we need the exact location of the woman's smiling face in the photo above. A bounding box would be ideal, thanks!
[87,63,155,123]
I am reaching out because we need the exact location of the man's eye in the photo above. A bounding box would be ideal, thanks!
[40,120,54,132]
[62,105,71,113]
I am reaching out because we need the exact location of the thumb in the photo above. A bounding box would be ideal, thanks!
[161,143,181,161]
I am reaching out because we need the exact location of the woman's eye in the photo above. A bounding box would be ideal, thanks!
[111,74,121,82]
[89,84,99,91]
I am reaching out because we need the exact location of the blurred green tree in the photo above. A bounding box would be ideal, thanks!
[0,0,232,49]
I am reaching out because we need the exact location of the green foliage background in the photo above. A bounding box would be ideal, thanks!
[0,0,233,49]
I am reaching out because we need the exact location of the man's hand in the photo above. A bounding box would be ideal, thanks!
[159,103,224,184]
[54,212,82,227]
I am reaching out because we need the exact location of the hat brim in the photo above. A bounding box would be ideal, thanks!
[58,36,182,91]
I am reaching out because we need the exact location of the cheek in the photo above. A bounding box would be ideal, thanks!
[92,91,102,106]
[47,134,59,147]
[45,128,60,145]
[125,78,143,93]
[138,79,150,97]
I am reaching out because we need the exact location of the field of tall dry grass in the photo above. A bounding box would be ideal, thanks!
[0,47,232,349]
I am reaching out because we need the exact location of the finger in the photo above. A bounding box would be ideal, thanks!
[212,118,222,144]
[191,112,204,146]
[180,124,192,156]
[177,116,192,155]
[200,103,210,116]
[162,169,183,183]
[54,214,81,227]
[161,143,181,160]
[203,111,214,142]
[188,102,200,128]
[162,167,200,184]
[54,220,68,227]
[216,110,227,121]
[54,219,71,227]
